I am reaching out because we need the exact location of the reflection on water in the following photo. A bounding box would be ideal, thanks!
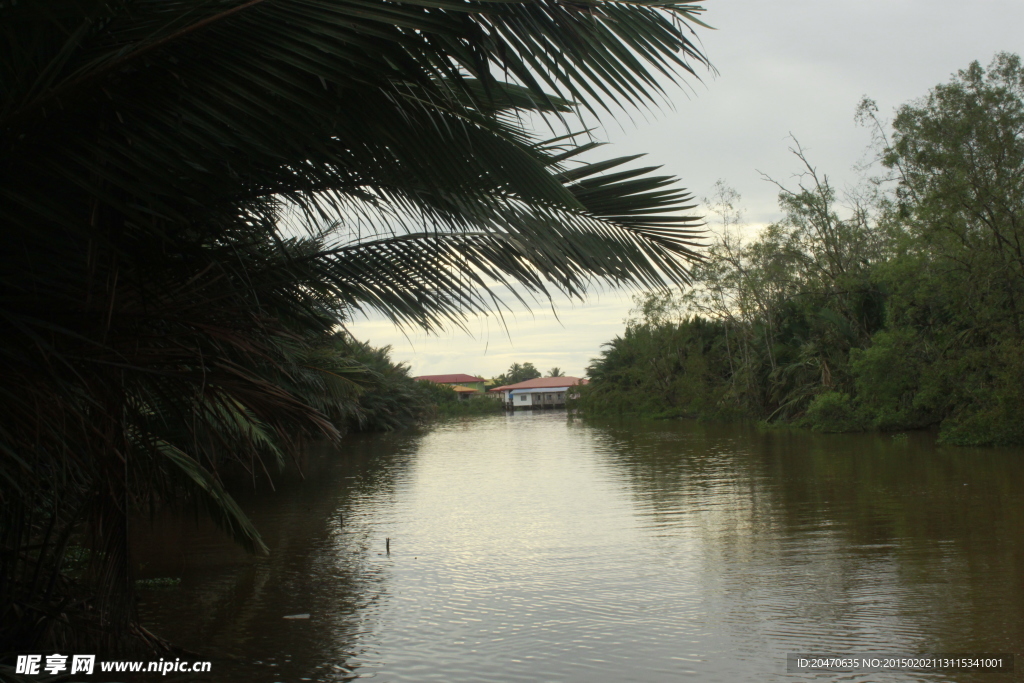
[131,413,1024,682]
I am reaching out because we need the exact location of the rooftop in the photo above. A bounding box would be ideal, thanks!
[415,373,486,384]
[489,377,587,392]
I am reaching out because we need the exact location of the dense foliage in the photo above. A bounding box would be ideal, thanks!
[491,362,543,386]
[326,336,464,432]
[315,337,504,424]
[0,0,710,653]
[579,54,1024,447]
[423,383,506,416]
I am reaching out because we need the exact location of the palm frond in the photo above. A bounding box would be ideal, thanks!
[153,439,269,555]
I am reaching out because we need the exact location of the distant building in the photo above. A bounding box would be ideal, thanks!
[415,373,487,396]
[489,376,587,410]
[450,385,480,401]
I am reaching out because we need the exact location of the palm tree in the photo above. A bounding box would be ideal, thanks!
[548,368,566,377]
[1,0,710,650]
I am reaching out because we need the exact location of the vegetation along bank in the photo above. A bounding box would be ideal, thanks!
[576,54,1024,447]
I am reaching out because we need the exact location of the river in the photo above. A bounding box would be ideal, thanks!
[132,412,1023,682]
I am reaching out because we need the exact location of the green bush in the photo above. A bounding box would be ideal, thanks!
[799,392,867,433]
[938,342,1024,446]
[435,398,505,417]
[851,328,937,431]
[413,380,504,418]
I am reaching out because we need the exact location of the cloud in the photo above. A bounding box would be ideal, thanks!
[350,293,637,378]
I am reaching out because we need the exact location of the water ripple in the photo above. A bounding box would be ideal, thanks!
[134,413,1024,683]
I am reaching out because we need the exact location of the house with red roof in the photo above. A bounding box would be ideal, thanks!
[414,373,487,396]
[488,376,587,410]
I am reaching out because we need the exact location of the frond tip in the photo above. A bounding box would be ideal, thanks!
[156,440,269,556]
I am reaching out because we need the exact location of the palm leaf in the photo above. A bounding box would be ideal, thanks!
[154,439,269,555]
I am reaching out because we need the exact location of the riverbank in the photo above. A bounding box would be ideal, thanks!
[570,401,933,440]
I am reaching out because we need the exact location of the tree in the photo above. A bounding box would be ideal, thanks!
[1,0,712,650]
[495,362,543,386]
[886,52,1024,336]
[547,368,565,377]
[865,52,1024,443]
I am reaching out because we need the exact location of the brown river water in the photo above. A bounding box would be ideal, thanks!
[130,412,1024,682]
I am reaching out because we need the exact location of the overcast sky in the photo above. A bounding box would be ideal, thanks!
[349,0,1024,380]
